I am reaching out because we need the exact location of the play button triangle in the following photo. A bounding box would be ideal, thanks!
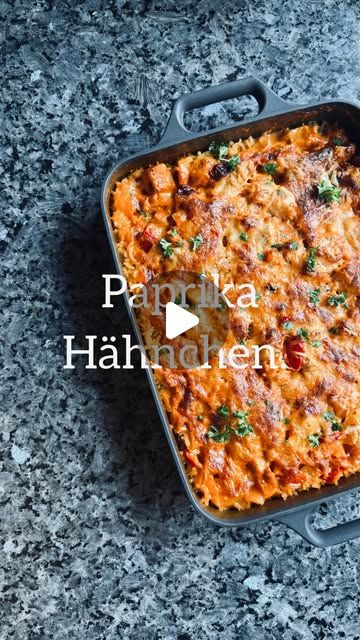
[165,302,199,340]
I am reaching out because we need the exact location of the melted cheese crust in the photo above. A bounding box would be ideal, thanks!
[111,123,360,511]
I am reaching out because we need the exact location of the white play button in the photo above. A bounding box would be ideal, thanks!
[165,302,199,340]
[143,269,229,369]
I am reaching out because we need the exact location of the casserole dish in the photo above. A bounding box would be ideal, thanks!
[101,77,360,547]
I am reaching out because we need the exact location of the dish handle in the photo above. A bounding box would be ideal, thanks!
[160,77,293,145]
[276,503,360,547]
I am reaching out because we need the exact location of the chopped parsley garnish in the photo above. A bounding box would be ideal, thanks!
[208,141,240,171]
[208,140,229,161]
[174,294,182,305]
[257,253,265,261]
[306,247,318,273]
[284,417,291,425]
[323,411,341,432]
[255,292,262,302]
[189,234,204,251]
[239,232,248,241]
[217,405,229,418]
[169,227,178,236]
[283,321,293,331]
[323,410,335,421]
[311,340,321,348]
[317,180,342,203]
[208,408,254,441]
[208,424,232,443]
[159,238,173,257]
[329,326,339,335]
[227,155,240,171]
[297,327,309,340]
[332,137,345,146]
[309,288,321,305]
[234,420,254,437]
[233,410,248,418]
[232,410,254,437]
[331,422,341,432]
[328,292,347,307]
[308,433,321,447]
[262,162,278,175]
[137,208,149,217]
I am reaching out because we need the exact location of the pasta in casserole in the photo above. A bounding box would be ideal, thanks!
[111,122,360,510]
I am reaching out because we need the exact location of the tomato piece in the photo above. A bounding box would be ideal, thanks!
[283,337,305,371]
[326,466,344,485]
[281,468,305,485]
[138,226,161,253]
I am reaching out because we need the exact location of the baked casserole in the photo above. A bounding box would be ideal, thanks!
[111,122,360,511]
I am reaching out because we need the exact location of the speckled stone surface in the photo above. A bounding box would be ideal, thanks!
[2,1,360,638]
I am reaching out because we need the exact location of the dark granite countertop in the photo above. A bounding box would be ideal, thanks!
[2,1,360,638]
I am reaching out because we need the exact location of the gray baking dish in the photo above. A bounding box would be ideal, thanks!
[101,77,360,547]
